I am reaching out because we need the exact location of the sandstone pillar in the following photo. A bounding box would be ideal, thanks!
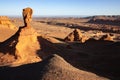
[23,7,33,28]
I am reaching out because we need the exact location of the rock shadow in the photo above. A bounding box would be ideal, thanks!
[0,26,25,55]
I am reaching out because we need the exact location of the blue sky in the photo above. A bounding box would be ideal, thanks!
[0,0,120,16]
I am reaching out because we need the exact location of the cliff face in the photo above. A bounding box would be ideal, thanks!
[88,16,120,26]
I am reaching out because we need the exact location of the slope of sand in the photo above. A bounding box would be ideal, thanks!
[40,54,108,80]
[0,54,108,80]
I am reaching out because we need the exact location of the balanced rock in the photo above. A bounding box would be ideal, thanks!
[14,7,40,64]
[0,7,41,65]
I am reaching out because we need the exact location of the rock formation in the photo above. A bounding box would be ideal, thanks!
[23,7,33,28]
[0,16,17,30]
[0,7,41,65]
[88,16,120,26]
[13,7,40,64]
[64,29,88,43]
[100,33,114,41]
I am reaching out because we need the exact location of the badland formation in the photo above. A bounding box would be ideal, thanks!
[0,7,120,80]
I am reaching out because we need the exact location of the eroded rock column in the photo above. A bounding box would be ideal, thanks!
[13,7,40,65]
[23,7,33,28]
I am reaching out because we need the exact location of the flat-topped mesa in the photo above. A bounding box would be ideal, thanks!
[23,7,33,28]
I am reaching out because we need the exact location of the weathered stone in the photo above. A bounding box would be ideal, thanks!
[23,7,33,27]
[0,16,17,30]
[64,29,89,43]
[0,8,40,65]
[100,34,114,41]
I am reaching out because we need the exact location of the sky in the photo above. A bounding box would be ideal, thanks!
[0,0,120,17]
